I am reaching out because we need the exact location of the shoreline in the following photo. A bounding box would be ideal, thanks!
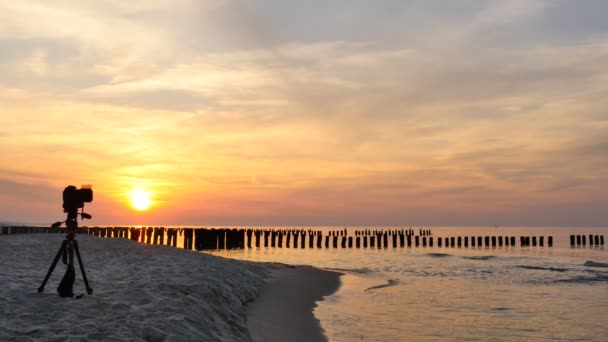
[246,264,342,342]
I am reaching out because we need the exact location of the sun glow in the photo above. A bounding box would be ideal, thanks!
[129,188,153,211]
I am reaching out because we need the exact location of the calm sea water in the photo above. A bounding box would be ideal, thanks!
[206,227,608,341]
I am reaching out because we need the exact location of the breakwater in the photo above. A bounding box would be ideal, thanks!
[2,226,605,251]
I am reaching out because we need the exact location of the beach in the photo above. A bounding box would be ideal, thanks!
[0,233,341,341]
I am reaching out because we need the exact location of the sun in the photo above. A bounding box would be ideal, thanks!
[129,188,153,211]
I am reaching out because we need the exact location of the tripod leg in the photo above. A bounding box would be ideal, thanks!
[73,241,93,295]
[38,240,68,293]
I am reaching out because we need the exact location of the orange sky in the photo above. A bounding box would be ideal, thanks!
[1,1,607,226]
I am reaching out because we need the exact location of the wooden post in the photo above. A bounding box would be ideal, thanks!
[309,233,315,249]
[392,234,397,248]
[576,235,581,245]
[363,236,368,248]
[582,235,587,246]
[484,236,490,247]
[356,236,360,248]
[594,235,600,246]
[246,230,252,248]
[341,236,347,248]
[254,231,261,248]
[429,236,433,247]
[491,236,496,247]
[399,234,405,247]
[532,236,537,247]
[510,236,515,246]
[457,236,462,247]
[548,236,553,247]
[182,228,191,250]
[407,235,412,247]
[166,229,173,246]
[218,229,226,250]
[383,233,388,248]
[415,235,420,247]
[317,233,323,248]
[370,236,375,248]
[333,236,338,248]
[539,236,544,247]
[301,232,306,249]
[478,236,483,247]
[422,236,427,247]
[293,232,299,248]
[278,232,283,248]
[194,229,203,250]
[348,236,353,248]
[325,235,329,248]
[450,237,455,248]
[600,235,604,245]
[471,236,475,247]
[464,236,468,247]
[438,237,442,247]
[146,227,153,244]
[152,228,159,244]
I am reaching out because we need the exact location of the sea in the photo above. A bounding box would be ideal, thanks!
[204,226,608,342]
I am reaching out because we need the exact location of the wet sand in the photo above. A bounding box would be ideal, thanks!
[246,264,342,342]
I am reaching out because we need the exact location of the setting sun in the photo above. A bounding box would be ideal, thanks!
[129,188,153,211]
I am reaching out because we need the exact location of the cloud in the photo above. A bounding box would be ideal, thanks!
[1,0,607,225]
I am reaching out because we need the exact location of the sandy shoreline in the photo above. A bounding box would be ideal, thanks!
[247,264,342,342]
[0,233,340,341]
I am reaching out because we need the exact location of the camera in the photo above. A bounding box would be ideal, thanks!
[63,185,93,212]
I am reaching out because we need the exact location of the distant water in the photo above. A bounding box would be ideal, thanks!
[207,227,608,341]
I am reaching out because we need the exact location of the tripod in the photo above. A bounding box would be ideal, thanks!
[38,210,93,297]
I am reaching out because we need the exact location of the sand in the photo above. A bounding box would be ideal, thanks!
[0,233,341,341]
[246,265,342,342]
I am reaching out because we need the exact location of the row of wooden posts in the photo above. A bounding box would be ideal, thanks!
[570,234,605,246]
[244,229,557,249]
[6,226,606,251]
[3,226,605,251]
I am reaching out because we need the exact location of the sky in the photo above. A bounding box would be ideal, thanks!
[1,0,607,227]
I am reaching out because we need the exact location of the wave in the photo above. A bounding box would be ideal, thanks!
[516,265,569,272]
[584,261,608,268]
[364,279,400,292]
[463,256,495,260]
[325,267,373,275]
[556,273,608,284]
[426,253,452,258]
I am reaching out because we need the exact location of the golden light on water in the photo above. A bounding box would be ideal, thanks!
[128,188,153,211]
